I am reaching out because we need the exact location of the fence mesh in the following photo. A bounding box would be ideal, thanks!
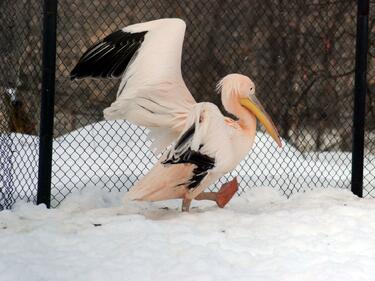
[0,1,42,209]
[0,84,13,210]
[364,5,375,197]
[1,0,374,208]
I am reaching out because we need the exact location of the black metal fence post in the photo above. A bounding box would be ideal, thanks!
[37,0,58,207]
[351,0,370,198]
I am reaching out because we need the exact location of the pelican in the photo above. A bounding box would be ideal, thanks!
[70,18,282,211]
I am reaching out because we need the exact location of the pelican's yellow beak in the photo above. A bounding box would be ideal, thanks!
[240,96,282,147]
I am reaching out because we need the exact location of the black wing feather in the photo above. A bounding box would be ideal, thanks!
[162,123,215,189]
[70,30,147,80]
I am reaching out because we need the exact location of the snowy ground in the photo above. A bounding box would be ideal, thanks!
[1,187,375,281]
[1,121,375,280]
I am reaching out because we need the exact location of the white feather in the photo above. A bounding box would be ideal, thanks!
[127,103,239,202]
[168,103,236,174]
[103,18,196,153]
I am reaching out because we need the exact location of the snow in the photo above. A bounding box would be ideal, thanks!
[2,121,375,280]
[1,187,375,281]
[3,121,157,206]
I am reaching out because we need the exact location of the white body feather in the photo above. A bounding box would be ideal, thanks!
[126,102,254,201]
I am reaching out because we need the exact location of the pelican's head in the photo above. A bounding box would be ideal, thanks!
[217,73,282,147]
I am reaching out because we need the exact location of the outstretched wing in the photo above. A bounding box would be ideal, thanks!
[70,18,196,153]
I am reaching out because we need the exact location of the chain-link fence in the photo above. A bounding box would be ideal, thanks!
[1,0,374,209]
[0,1,42,209]
[0,88,12,210]
[365,4,375,196]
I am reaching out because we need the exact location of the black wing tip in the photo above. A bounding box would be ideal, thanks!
[69,29,147,81]
[69,65,87,80]
[69,58,90,80]
[69,66,87,80]
[69,69,78,80]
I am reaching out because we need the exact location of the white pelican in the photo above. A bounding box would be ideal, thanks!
[70,18,282,211]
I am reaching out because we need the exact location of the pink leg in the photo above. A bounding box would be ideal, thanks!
[195,177,239,208]
[182,198,192,212]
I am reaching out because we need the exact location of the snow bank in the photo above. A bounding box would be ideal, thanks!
[3,120,375,208]
[5,121,157,206]
[0,187,374,281]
